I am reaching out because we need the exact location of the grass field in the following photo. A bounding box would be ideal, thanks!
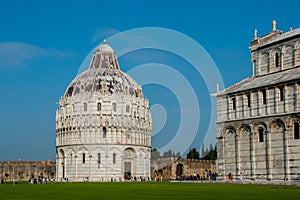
[0,181,299,200]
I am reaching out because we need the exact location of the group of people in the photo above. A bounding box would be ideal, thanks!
[122,176,150,182]
[29,177,54,184]
[175,172,218,181]
[227,172,243,181]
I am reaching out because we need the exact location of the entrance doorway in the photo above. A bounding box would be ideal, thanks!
[124,162,131,180]
[176,163,183,178]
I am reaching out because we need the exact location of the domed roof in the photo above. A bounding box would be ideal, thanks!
[95,42,114,53]
[64,40,142,98]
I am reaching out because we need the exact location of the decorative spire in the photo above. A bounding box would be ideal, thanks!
[103,36,106,44]
[254,29,258,40]
[272,20,277,32]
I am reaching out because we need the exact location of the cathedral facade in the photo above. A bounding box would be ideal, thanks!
[56,40,152,182]
[217,21,300,181]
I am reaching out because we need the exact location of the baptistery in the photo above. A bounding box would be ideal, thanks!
[56,39,152,181]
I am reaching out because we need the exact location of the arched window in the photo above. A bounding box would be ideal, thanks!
[258,128,264,142]
[98,153,101,164]
[231,97,236,110]
[261,90,267,105]
[279,87,284,101]
[112,103,117,112]
[97,102,101,111]
[275,52,280,68]
[83,153,86,164]
[246,93,251,107]
[84,103,87,112]
[113,153,116,164]
[294,122,300,139]
[70,153,73,164]
[126,105,130,112]
[103,127,107,138]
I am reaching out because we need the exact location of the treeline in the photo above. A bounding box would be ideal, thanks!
[151,143,217,160]
[151,149,181,160]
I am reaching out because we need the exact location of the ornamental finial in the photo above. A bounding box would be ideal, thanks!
[272,20,276,32]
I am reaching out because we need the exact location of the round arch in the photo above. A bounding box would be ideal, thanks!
[253,122,268,132]
[238,124,251,137]
[222,125,236,138]
[270,119,286,131]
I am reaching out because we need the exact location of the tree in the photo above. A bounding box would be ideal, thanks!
[203,145,217,160]
[175,152,181,158]
[163,149,173,158]
[201,143,205,158]
[187,148,200,159]
[151,148,160,160]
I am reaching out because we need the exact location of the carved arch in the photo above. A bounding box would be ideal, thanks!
[272,48,282,69]
[222,125,236,138]
[283,44,294,68]
[253,121,268,133]
[270,119,286,132]
[238,124,251,137]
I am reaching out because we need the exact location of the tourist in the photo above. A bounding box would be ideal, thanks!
[228,172,233,180]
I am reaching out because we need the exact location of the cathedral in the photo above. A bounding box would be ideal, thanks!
[217,21,300,181]
[55,39,152,182]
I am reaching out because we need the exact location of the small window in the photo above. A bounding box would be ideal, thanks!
[294,122,300,139]
[232,97,236,110]
[103,127,107,138]
[84,103,87,112]
[97,102,101,111]
[83,153,86,164]
[262,90,267,105]
[253,60,257,76]
[113,153,116,164]
[70,153,73,164]
[98,153,101,164]
[247,93,251,107]
[112,103,117,112]
[279,87,284,101]
[258,128,264,142]
[126,105,130,112]
[275,52,280,68]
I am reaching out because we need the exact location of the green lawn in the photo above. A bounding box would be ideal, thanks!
[0,181,299,200]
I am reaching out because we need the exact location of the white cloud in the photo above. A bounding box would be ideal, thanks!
[0,42,72,69]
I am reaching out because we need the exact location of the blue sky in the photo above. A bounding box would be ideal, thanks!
[0,0,300,161]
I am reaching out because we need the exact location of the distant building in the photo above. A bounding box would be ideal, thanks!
[217,21,300,181]
[0,160,55,181]
[56,39,152,182]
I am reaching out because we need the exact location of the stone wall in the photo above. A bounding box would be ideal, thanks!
[151,158,216,180]
[0,160,55,181]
